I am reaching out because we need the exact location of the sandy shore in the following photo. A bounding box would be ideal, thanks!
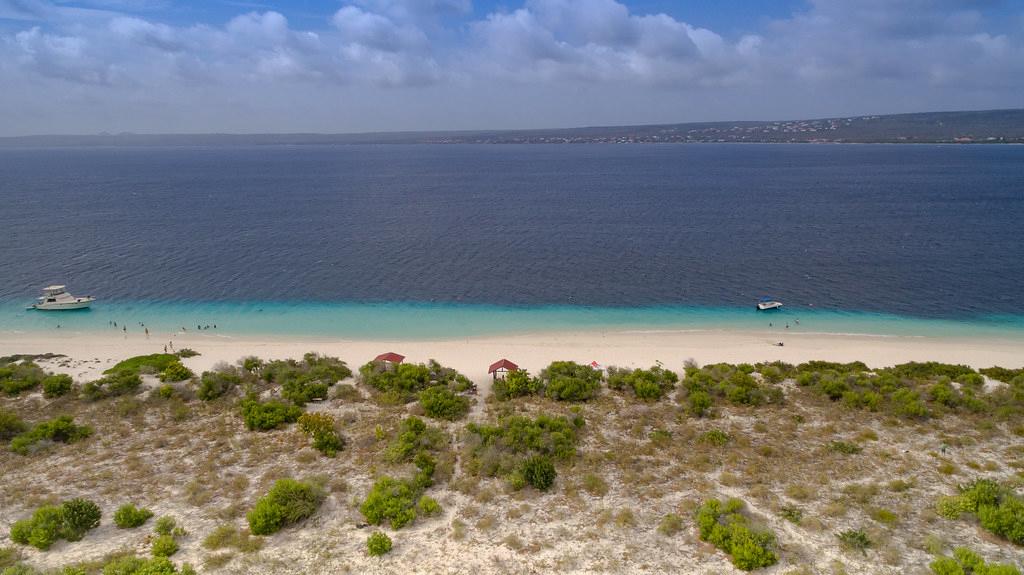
[3,327,1022,382]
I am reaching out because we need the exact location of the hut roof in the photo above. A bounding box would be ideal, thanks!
[374,352,405,364]
[488,358,519,373]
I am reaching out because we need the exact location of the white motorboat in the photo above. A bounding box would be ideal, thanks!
[30,285,95,310]
[756,297,783,311]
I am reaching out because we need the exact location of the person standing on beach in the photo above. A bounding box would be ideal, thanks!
[145,327,149,338]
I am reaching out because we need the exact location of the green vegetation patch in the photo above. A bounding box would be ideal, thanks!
[240,396,303,431]
[247,478,325,536]
[105,354,180,375]
[0,409,27,441]
[9,415,92,455]
[359,359,470,403]
[10,499,101,550]
[936,479,1024,545]
[695,498,778,571]
[263,352,352,406]
[607,364,678,401]
[930,547,1021,575]
[465,414,581,490]
[82,371,143,401]
[418,385,470,420]
[539,361,602,401]
[41,374,73,398]
[0,361,47,396]
[297,412,344,456]
[683,363,784,415]
[367,531,393,557]
[493,369,543,400]
[158,362,193,383]
[202,524,263,553]
[113,504,153,529]
[196,368,244,401]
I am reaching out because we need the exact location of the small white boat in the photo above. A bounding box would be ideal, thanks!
[30,285,95,310]
[757,298,783,311]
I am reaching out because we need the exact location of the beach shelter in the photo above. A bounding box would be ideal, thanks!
[374,352,405,370]
[488,358,519,380]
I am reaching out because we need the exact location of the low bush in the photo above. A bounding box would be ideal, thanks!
[98,555,196,574]
[114,504,153,529]
[247,478,324,535]
[493,369,543,400]
[10,415,93,455]
[658,513,684,536]
[158,362,193,383]
[367,531,392,557]
[196,369,243,401]
[240,397,303,431]
[418,386,470,420]
[930,547,1021,575]
[151,535,178,558]
[683,363,783,410]
[696,498,778,571]
[937,479,1024,545]
[698,429,731,447]
[0,362,46,396]
[607,364,678,400]
[540,361,602,401]
[82,371,142,401]
[41,374,73,398]
[175,348,200,358]
[9,499,101,550]
[518,455,557,491]
[105,354,180,375]
[361,477,422,529]
[359,359,470,403]
[297,412,344,456]
[384,416,447,464]
[465,414,581,489]
[837,528,872,553]
[0,409,27,440]
[263,353,352,405]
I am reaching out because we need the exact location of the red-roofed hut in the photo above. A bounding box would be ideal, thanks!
[374,352,405,370]
[488,358,519,380]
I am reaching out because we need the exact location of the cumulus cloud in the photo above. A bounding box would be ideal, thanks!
[0,0,1021,134]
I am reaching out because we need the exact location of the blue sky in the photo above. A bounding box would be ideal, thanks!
[1,0,1022,135]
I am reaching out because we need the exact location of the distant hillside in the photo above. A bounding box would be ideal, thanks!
[3,109,1023,146]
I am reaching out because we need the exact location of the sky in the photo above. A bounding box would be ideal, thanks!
[0,0,1022,135]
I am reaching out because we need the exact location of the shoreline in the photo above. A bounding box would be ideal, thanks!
[3,327,1022,384]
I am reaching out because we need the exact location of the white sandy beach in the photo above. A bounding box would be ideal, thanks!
[3,328,1023,382]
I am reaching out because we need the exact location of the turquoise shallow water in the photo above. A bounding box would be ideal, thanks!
[3,300,1024,341]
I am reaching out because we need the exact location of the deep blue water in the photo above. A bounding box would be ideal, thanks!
[1,143,1023,335]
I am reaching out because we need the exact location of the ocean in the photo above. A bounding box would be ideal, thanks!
[1,143,1022,338]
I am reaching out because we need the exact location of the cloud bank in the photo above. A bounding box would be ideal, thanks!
[0,0,1021,134]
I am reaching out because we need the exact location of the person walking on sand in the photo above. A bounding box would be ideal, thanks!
[145,327,149,338]
[164,345,167,353]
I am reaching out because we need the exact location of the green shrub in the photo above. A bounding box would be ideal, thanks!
[196,370,243,401]
[780,506,803,524]
[367,531,392,557]
[82,371,142,401]
[105,354,179,375]
[359,359,468,403]
[493,369,542,400]
[540,361,602,401]
[416,496,442,517]
[0,362,46,396]
[247,479,324,535]
[361,477,420,529]
[698,429,731,447]
[519,455,557,491]
[684,363,782,409]
[114,505,153,529]
[297,412,344,456]
[10,415,92,455]
[264,353,352,406]
[930,547,1021,575]
[9,499,101,550]
[695,498,777,571]
[175,348,200,358]
[607,365,678,400]
[385,416,446,462]
[41,374,73,398]
[688,390,713,417]
[0,409,27,440]
[837,529,872,553]
[240,397,303,431]
[158,362,193,383]
[99,555,195,574]
[151,535,178,558]
[939,479,1024,545]
[465,414,581,489]
[418,386,470,420]
[0,547,21,569]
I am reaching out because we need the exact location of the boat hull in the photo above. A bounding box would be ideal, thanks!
[756,302,783,311]
[33,299,94,311]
